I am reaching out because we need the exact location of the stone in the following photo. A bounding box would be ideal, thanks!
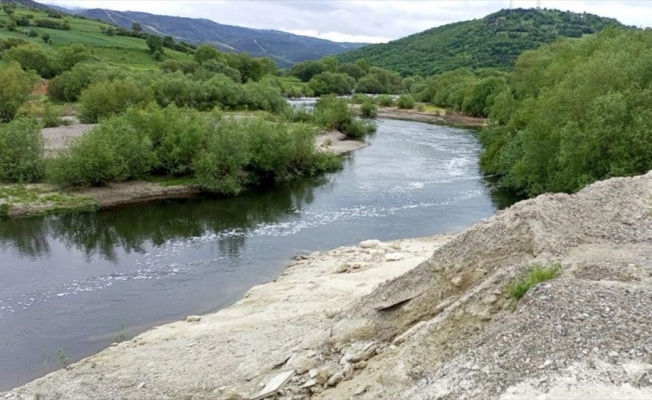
[359,240,382,248]
[385,253,404,262]
[451,276,463,287]
[354,384,370,395]
[186,315,201,322]
[482,295,498,305]
[137,382,146,389]
[315,364,339,385]
[309,369,318,379]
[289,355,315,375]
[302,379,317,388]
[252,370,295,400]
[335,264,350,274]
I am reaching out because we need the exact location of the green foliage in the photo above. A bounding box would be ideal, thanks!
[360,101,377,118]
[308,71,355,96]
[355,67,403,94]
[337,63,365,80]
[47,62,106,102]
[0,118,44,183]
[375,95,394,107]
[47,116,156,187]
[507,264,561,301]
[397,94,415,109]
[56,43,93,71]
[337,9,624,76]
[464,76,508,117]
[33,18,70,30]
[0,61,37,122]
[145,35,163,54]
[291,60,327,82]
[481,29,652,196]
[42,101,65,127]
[315,95,375,139]
[194,118,340,195]
[3,43,58,78]
[349,93,372,104]
[78,79,153,123]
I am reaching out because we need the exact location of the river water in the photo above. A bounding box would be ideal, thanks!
[0,118,516,390]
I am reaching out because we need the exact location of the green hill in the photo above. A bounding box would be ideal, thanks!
[337,8,624,76]
[0,3,192,69]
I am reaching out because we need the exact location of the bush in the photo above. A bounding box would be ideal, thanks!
[194,118,340,195]
[360,101,377,118]
[307,72,355,96]
[283,106,315,123]
[376,95,394,107]
[315,95,375,140]
[3,44,58,78]
[0,62,38,122]
[350,93,371,104]
[42,102,65,127]
[79,80,152,123]
[121,105,218,175]
[0,118,44,182]
[397,94,416,109]
[57,44,93,71]
[48,63,105,103]
[47,116,156,187]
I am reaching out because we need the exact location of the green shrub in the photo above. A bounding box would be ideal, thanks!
[507,264,561,301]
[360,101,377,118]
[193,121,251,195]
[42,102,65,127]
[397,94,416,109]
[47,116,156,187]
[0,62,38,122]
[350,93,371,104]
[283,106,315,123]
[0,118,44,182]
[47,63,104,103]
[122,105,218,175]
[315,95,375,140]
[3,44,58,78]
[376,95,394,107]
[194,118,340,195]
[79,80,152,123]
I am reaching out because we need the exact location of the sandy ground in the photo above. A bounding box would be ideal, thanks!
[4,171,652,399]
[42,124,95,154]
[2,236,453,399]
[376,107,486,127]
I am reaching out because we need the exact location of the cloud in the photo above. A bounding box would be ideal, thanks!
[47,0,652,43]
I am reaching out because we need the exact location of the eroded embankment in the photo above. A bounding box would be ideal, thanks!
[3,171,652,400]
[1,130,367,218]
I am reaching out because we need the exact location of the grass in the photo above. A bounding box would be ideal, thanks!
[0,184,99,215]
[0,8,191,69]
[419,103,447,115]
[507,263,561,301]
[143,175,197,187]
[324,309,339,319]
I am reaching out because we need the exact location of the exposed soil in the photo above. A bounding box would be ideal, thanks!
[3,171,652,399]
[376,107,486,128]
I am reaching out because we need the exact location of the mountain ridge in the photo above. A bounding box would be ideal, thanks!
[336,8,626,76]
[69,7,367,67]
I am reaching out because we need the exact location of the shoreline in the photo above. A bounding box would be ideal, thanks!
[1,131,368,218]
[376,107,486,128]
[1,235,454,398]
[3,171,652,399]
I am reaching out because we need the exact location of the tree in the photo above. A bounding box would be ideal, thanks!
[146,35,164,54]
[0,62,38,122]
[132,22,142,32]
[57,44,93,71]
[337,63,365,80]
[41,33,50,43]
[308,72,355,96]
[3,44,58,78]
[193,44,222,65]
[163,35,174,48]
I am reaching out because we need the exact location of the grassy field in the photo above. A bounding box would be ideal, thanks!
[0,7,192,69]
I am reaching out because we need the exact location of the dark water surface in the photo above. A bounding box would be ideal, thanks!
[0,118,516,390]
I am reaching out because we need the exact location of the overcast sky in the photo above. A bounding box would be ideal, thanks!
[46,1,652,43]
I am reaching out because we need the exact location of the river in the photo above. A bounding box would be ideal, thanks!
[0,117,517,390]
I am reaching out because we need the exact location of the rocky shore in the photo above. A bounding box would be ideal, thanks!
[4,171,652,399]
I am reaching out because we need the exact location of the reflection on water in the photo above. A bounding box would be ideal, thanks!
[0,118,518,391]
[0,176,331,261]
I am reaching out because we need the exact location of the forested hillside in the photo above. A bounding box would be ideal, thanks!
[337,8,624,75]
[76,8,367,67]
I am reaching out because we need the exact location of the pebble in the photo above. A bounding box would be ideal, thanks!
[385,253,404,262]
[186,315,201,322]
